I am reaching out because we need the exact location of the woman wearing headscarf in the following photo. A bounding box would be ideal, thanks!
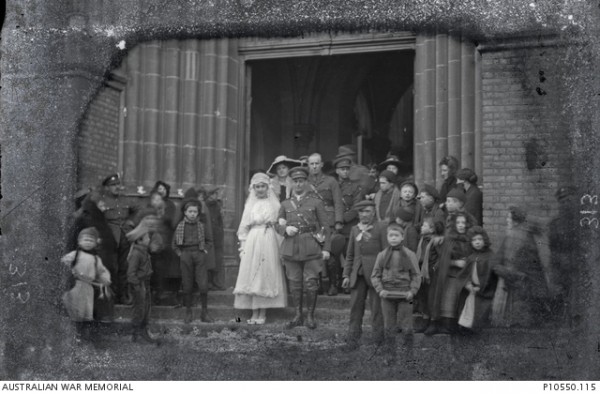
[234,172,287,324]
[491,206,550,327]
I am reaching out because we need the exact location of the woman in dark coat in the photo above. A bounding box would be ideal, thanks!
[491,206,550,327]
[438,156,460,203]
[201,186,226,290]
[456,168,483,226]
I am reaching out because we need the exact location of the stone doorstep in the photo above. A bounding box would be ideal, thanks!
[114,303,354,322]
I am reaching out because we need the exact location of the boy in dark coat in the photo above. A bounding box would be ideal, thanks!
[371,223,421,362]
[341,200,388,349]
[415,184,446,229]
[126,225,157,344]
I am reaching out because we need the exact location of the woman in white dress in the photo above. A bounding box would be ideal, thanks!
[234,172,287,324]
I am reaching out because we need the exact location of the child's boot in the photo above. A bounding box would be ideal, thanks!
[199,293,214,323]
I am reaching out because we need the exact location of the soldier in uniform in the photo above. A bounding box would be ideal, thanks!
[329,154,363,296]
[101,174,140,304]
[277,167,331,329]
[307,153,344,294]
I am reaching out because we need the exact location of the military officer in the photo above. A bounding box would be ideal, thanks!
[328,155,363,296]
[277,166,331,329]
[101,174,140,304]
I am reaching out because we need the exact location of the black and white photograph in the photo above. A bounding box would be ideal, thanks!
[1,0,599,383]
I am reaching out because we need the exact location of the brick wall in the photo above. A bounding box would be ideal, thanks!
[481,42,572,244]
[78,85,121,187]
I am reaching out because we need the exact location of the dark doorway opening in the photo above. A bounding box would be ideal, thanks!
[248,50,415,174]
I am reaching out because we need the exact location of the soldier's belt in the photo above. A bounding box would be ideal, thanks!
[291,225,316,234]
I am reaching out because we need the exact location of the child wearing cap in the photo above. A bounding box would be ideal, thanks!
[126,224,158,344]
[398,180,422,227]
[415,183,446,229]
[374,170,401,224]
[173,199,214,324]
[444,187,478,228]
[371,223,421,363]
[61,227,112,343]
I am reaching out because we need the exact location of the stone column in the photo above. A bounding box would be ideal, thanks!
[413,32,481,187]
[0,4,112,378]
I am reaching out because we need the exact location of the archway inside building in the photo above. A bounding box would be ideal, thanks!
[248,50,414,176]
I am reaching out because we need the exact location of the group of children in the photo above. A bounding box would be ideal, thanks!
[341,177,494,361]
[62,196,218,345]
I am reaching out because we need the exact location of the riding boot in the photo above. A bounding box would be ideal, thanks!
[199,293,214,323]
[286,286,304,329]
[327,266,338,296]
[305,289,318,329]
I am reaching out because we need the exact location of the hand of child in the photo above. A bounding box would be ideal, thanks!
[405,292,414,301]
[379,290,390,299]
[175,250,181,257]
[286,226,299,236]
[321,251,331,261]
[279,218,287,227]
[341,278,350,289]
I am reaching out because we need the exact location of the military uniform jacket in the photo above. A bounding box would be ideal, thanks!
[339,178,363,236]
[343,220,388,288]
[277,193,332,262]
[308,173,344,228]
[102,193,140,243]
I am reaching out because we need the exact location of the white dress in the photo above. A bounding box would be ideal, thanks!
[234,197,287,309]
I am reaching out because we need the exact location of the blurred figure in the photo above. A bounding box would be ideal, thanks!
[491,206,551,328]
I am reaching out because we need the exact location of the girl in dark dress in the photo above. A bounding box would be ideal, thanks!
[426,212,474,335]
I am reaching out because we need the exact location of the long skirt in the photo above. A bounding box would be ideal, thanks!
[234,226,287,309]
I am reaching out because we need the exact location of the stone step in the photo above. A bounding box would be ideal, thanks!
[149,288,354,310]
[114,303,356,323]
